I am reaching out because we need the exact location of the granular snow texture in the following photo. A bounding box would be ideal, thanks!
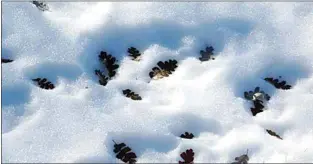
[2,2,313,163]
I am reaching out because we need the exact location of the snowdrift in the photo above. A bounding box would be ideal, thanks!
[2,2,313,163]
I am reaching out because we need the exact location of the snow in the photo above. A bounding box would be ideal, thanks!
[2,2,313,163]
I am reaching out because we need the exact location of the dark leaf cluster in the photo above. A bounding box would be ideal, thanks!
[244,87,270,116]
[179,149,194,164]
[199,46,215,62]
[266,129,283,140]
[149,59,178,80]
[32,78,55,90]
[264,77,291,90]
[32,1,49,11]
[95,51,119,86]
[113,141,137,164]
[180,132,194,139]
[128,47,141,61]
[2,58,13,63]
[95,70,109,86]
[122,89,142,100]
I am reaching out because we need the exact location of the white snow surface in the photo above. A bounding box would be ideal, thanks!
[2,2,313,163]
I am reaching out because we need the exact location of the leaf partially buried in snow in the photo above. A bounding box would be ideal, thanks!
[232,150,249,164]
[32,78,55,90]
[250,99,264,116]
[122,89,142,100]
[128,47,141,61]
[180,132,194,139]
[266,129,283,140]
[95,51,119,86]
[95,70,109,86]
[149,59,178,80]
[244,87,270,102]
[244,87,271,116]
[98,51,119,78]
[31,1,50,12]
[264,77,292,90]
[199,46,215,62]
[113,140,137,164]
[179,149,194,164]
[2,58,13,63]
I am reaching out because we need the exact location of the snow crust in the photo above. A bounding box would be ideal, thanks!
[2,2,313,163]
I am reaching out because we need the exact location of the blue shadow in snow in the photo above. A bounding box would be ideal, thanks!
[1,47,14,60]
[231,58,312,100]
[2,83,31,108]
[168,112,223,137]
[77,18,255,82]
[23,62,83,83]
